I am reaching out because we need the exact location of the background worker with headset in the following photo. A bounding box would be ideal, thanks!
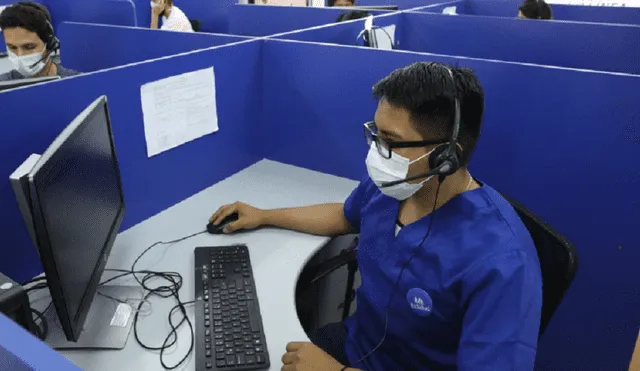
[150,0,194,32]
[209,62,543,371]
[518,0,553,20]
[0,2,79,81]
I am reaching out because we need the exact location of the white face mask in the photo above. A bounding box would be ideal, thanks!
[366,143,437,201]
[8,46,48,77]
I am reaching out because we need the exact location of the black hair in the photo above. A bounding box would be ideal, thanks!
[519,0,552,20]
[328,0,355,6]
[0,1,53,44]
[336,10,370,22]
[372,62,485,166]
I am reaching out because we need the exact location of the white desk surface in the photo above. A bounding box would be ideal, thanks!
[56,159,358,371]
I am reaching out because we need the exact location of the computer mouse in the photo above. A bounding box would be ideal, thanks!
[206,212,239,234]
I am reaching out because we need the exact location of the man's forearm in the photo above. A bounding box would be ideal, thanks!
[261,203,353,237]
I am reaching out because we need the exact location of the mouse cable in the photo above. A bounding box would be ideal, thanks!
[101,229,206,370]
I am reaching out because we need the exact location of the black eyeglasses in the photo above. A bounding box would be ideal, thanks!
[364,121,445,159]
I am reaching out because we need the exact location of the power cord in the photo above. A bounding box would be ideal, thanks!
[101,229,206,370]
[25,229,206,370]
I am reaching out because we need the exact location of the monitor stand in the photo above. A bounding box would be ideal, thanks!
[44,285,142,350]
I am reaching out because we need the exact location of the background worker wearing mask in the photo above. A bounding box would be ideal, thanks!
[209,62,543,371]
[150,0,194,32]
[0,2,79,81]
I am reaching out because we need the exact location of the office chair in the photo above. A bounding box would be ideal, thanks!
[296,196,578,337]
[189,19,201,32]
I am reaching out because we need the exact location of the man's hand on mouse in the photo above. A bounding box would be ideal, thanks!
[209,202,266,234]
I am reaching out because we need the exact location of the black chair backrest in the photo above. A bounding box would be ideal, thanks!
[505,196,578,336]
[189,19,201,32]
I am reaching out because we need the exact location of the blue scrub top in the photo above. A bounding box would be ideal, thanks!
[342,176,542,371]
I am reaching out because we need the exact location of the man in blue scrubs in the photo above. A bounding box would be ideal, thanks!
[210,62,543,371]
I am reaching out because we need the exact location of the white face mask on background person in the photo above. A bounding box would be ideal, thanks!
[7,46,48,77]
[366,143,438,201]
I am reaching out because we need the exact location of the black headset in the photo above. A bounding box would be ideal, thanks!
[380,66,462,188]
[15,2,60,52]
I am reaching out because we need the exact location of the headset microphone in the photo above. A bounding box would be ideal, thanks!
[379,161,453,188]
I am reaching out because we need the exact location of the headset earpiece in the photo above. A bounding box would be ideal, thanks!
[428,143,461,180]
[44,21,59,52]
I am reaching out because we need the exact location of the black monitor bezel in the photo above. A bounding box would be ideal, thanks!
[28,96,126,342]
[0,76,61,92]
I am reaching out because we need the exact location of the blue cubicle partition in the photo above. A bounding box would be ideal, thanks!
[0,313,82,371]
[273,12,401,46]
[400,11,640,74]
[59,22,251,72]
[439,0,640,25]
[261,39,640,371]
[355,0,445,8]
[228,4,391,37]
[0,26,639,370]
[48,0,137,31]
[0,39,263,283]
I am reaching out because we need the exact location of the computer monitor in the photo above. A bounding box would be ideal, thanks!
[11,96,140,350]
[351,5,399,10]
[0,76,60,92]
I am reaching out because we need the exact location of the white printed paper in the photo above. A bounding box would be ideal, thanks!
[140,67,219,157]
[109,303,133,328]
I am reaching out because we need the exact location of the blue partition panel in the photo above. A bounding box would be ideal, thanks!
[414,0,464,13]
[0,313,82,371]
[261,39,640,371]
[0,40,263,282]
[464,0,640,24]
[355,0,445,9]
[274,13,400,46]
[229,4,390,37]
[48,0,137,31]
[59,22,250,72]
[401,12,640,74]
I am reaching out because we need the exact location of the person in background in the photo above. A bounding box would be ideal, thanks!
[336,10,370,22]
[330,0,355,7]
[0,2,79,81]
[210,62,542,371]
[150,0,194,32]
[518,0,552,20]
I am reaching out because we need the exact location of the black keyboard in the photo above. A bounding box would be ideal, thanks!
[194,245,270,370]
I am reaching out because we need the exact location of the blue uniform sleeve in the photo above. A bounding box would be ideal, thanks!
[457,250,542,371]
[343,176,376,233]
